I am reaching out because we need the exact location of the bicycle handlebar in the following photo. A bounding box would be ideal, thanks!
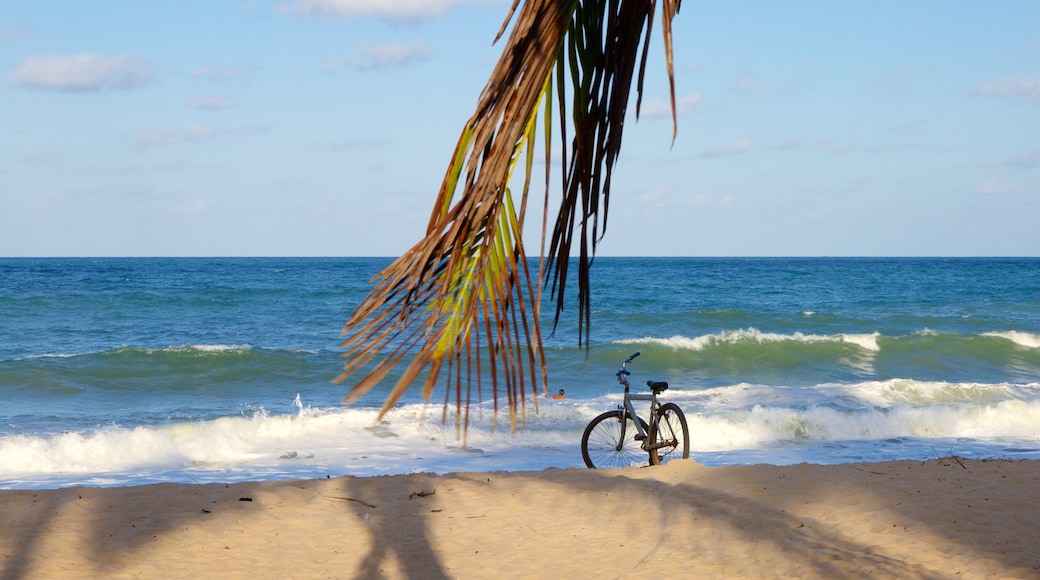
[617,352,640,384]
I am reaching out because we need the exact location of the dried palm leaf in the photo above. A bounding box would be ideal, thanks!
[336,0,682,429]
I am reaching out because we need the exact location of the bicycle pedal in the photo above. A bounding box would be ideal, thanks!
[634,434,646,441]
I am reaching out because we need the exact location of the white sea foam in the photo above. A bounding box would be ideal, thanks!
[0,397,591,488]
[4,381,1040,489]
[667,379,1040,411]
[672,379,1040,452]
[617,328,882,351]
[20,352,78,360]
[845,379,1028,406]
[13,344,255,360]
[983,331,1040,349]
[687,398,1040,452]
[149,343,253,354]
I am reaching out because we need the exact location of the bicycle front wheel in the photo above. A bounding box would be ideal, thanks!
[581,411,650,469]
[648,403,690,466]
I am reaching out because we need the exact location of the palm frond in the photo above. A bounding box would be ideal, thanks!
[336,0,682,427]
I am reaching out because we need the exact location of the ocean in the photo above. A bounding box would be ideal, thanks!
[1,257,1038,490]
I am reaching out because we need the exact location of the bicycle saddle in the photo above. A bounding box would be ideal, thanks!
[647,380,668,394]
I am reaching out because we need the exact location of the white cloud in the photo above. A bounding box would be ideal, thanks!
[10,54,153,92]
[281,0,491,21]
[186,95,239,110]
[702,138,756,159]
[973,76,1040,104]
[327,41,434,71]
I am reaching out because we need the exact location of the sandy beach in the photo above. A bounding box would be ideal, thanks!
[2,458,1038,579]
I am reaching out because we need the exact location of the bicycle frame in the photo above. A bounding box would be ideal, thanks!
[614,354,668,453]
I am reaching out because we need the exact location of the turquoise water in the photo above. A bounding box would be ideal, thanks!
[2,257,1038,489]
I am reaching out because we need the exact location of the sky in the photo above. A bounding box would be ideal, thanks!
[2,0,1038,257]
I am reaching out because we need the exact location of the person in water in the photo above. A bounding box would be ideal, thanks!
[551,389,566,400]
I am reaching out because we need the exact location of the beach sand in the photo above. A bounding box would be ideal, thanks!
[2,459,1038,579]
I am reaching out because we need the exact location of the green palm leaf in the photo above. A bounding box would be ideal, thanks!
[336,0,682,428]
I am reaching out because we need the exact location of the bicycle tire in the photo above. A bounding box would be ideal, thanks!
[648,403,690,466]
[581,410,651,469]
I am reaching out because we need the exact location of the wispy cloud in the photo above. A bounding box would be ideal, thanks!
[10,54,153,92]
[639,92,701,119]
[132,124,271,151]
[768,138,907,155]
[326,41,433,71]
[311,138,388,152]
[134,124,216,150]
[186,95,239,110]
[632,187,735,211]
[732,74,759,94]
[20,145,65,166]
[172,198,210,215]
[972,76,1040,104]
[730,72,802,95]
[190,64,253,82]
[983,152,1040,169]
[109,160,216,175]
[702,138,756,159]
[2,25,33,42]
[973,179,1018,196]
[874,66,937,97]
[281,0,491,21]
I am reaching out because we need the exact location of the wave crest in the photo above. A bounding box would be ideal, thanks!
[983,331,1040,349]
[616,328,881,352]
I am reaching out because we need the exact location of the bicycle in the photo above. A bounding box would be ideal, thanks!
[581,351,690,469]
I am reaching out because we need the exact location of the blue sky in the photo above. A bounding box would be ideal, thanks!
[2,1,1038,257]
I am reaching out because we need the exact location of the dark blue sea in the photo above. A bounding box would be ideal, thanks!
[2,257,1038,489]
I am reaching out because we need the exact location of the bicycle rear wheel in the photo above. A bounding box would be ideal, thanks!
[581,411,650,469]
[648,403,690,466]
